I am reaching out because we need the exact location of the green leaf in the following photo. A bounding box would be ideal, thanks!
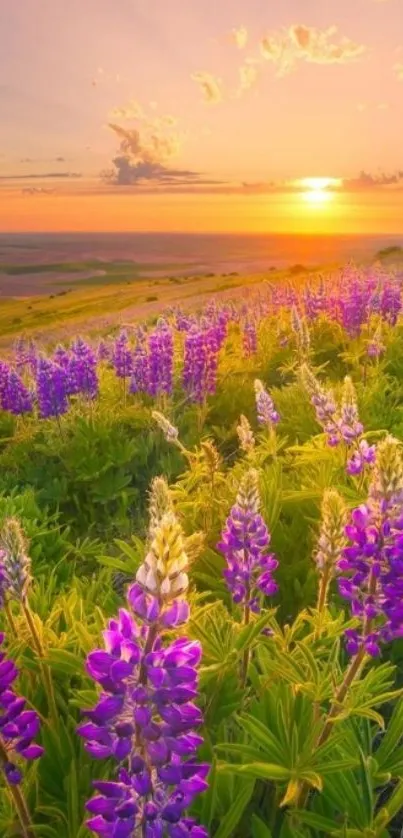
[234,610,275,654]
[213,779,255,838]
[236,714,285,764]
[295,810,341,834]
[251,814,273,838]
[47,648,83,675]
[217,761,290,781]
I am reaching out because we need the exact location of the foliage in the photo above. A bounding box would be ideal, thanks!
[1,264,403,836]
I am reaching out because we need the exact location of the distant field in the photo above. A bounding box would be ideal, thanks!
[0,265,296,349]
[0,259,199,296]
[0,243,402,350]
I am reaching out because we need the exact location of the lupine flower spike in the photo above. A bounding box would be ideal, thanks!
[315,489,347,615]
[217,469,278,614]
[0,519,58,721]
[254,380,280,427]
[338,436,403,657]
[0,518,32,604]
[78,482,209,837]
[237,415,255,453]
[299,365,339,446]
[0,632,44,789]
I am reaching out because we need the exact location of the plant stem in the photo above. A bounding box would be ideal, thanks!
[4,601,18,638]
[314,567,332,641]
[21,600,58,723]
[0,739,34,838]
[296,569,376,810]
[241,600,251,689]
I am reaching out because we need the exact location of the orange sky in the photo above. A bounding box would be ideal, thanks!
[1,0,403,234]
[2,189,403,235]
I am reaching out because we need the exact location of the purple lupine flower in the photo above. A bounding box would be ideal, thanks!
[203,325,221,396]
[53,345,70,369]
[347,439,376,476]
[183,325,221,404]
[338,377,363,444]
[69,338,99,399]
[0,631,44,785]
[242,320,257,357]
[300,365,340,446]
[13,337,29,372]
[254,380,280,426]
[97,340,110,362]
[147,319,174,397]
[380,279,402,326]
[130,339,149,395]
[35,356,69,418]
[78,497,208,838]
[217,469,278,612]
[183,328,207,404]
[112,331,133,380]
[1,371,33,416]
[338,436,403,656]
[0,362,11,410]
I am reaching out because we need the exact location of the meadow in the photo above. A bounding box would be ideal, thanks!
[2,260,403,837]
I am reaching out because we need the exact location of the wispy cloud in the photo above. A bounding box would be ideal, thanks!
[191,71,223,104]
[21,187,56,195]
[19,156,67,164]
[231,26,248,49]
[0,171,82,181]
[260,24,366,75]
[394,62,403,79]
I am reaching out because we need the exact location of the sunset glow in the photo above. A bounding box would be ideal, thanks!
[0,1,403,234]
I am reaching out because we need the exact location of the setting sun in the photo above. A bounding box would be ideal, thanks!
[296,177,342,208]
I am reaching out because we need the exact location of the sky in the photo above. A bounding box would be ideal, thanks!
[1,0,403,234]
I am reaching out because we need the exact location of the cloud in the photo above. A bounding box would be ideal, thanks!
[19,156,67,164]
[191,71,223,104]
[260,24,366,75]
[21,187,56,195]
[103,155,220,187]
[108,122,182,163]
[109,100,145,120]
[395,63,403,79]
[342,170,403,189]
[236,60,260,96]
[0,171,81,181]
[231,26,248,49]
[104,118,193,187]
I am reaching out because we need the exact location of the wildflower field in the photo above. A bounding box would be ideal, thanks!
[3,262,403,837]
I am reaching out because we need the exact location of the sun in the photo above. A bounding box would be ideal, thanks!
[296,177,342,208]
[303,188,333,206]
